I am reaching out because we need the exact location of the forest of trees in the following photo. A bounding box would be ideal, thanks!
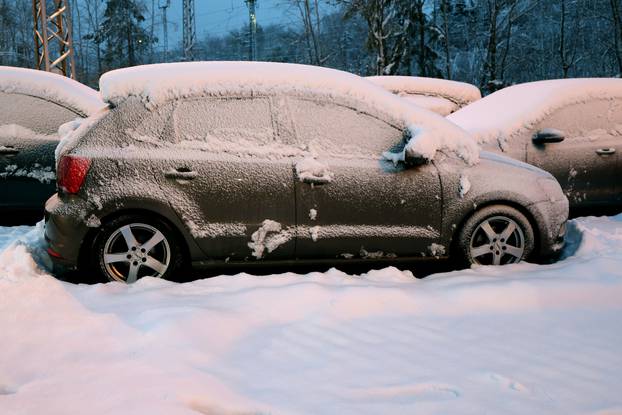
[0,0,620,94]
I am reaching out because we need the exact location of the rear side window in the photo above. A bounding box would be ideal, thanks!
[536,99,622,143]
[0,92,79,136]
[173,97,278,151]
[288,98,404,157]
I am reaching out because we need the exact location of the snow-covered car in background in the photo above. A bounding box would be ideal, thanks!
[366,76,482,116]
[45,62,568,283]
[0,67,105,223]
[448,78,622,214]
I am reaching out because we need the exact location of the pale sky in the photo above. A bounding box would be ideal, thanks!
[156,0,301,44]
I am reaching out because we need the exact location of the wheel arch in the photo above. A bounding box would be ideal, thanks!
[78,208,193,272]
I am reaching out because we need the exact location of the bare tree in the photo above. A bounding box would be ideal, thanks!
[559,0,580,78]
[480,0,518,92]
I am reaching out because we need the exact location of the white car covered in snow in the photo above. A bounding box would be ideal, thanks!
[0,66,105,223]
[367,76,482,116]
[448,78,622,213]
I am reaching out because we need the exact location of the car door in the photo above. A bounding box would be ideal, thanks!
[156,96,296,261]
[287,97,443,259]
[526,99,622,207]
[0,92,79,211]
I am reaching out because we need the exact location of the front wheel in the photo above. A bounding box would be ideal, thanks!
[92,215,184,283]
[456,205,535,266]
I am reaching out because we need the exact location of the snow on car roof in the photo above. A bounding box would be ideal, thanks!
[447,78,622,143]
[0,66,105,117]
[366,76,482,106]
[99,61,479,164]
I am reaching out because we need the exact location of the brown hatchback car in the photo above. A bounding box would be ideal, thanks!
[45,62,568,283]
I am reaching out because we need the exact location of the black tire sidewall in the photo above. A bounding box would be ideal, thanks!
[456,205,535,266]
[91,214,183,282]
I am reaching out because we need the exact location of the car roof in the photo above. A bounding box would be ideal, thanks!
[0,66,105,117]
[366,76,482,107]
[99,61,478,164]
[447,78,622,144]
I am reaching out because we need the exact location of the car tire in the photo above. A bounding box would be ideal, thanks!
[456,205,535,266]
[91,214,184,283]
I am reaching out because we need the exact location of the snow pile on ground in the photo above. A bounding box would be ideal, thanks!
[0,66,105,116]
[1,215,622,414]
[448,78,622,144]
[99,62,478,164]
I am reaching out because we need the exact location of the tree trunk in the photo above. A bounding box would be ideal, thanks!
[441,0,452,79]
[611,0,622,75]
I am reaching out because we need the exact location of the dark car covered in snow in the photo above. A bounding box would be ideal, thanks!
[45,62,568,283]
[448,78,622,215]
[0,66,105,223]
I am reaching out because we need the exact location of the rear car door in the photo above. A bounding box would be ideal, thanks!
[158,96,296,261]
[287,97,443,259]
[526,99,622,207]
[0,92,79,212]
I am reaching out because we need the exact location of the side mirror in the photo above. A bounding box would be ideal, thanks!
[533,128,565,145]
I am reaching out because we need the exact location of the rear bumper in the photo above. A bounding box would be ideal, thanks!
[44,193,91,269]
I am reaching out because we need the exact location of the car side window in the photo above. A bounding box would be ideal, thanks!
[535,99,622,144]
[0,92,79,136]
[287,97,404,157]
[173,97,284,155]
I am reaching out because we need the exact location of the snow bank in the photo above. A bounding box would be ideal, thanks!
[0,66,105,116]
[448,78,622,144]
[367,76,482,106]
[2,214,622,413]
[99,62,478,164]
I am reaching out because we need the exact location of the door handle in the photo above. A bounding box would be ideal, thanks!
[596,148,616,156]
[0,146,19,155]
[164,168,198,180]
[301,175,331,185]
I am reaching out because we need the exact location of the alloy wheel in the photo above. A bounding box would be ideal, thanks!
[469,216,525,265]
[102,223,171,283]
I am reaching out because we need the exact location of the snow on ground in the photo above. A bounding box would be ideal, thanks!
[1,215,622,414]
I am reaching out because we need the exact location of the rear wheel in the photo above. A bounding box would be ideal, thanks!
[457,205,535,266]
[92,215,183,283]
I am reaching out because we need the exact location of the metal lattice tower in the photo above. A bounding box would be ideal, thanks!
[182,0,196,60]
[159,0,170,62]
[245,0,257,61]
[32,0,75,78]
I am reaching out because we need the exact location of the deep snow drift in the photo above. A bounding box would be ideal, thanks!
[1,215,622,414]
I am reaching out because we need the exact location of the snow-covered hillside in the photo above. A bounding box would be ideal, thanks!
[1,215,621,414]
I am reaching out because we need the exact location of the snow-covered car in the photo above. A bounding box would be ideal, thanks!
[448,78,622,213]
[45,62,568,283]
[366,76,482,116]
[0,66,105,223]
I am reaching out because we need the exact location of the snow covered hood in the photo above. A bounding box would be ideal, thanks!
[0,66,105,117]
[100,61,479,164]
[366,76,482,106]
[447,78,622,143]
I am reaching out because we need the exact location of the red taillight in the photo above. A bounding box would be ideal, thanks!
[57,155,91,194]
[47,247,63,259]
